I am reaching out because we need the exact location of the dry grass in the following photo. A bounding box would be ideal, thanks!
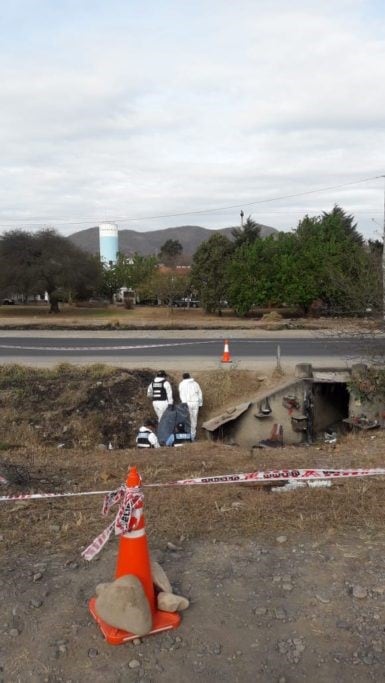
[2,431,385,562]
[0,303,380,330]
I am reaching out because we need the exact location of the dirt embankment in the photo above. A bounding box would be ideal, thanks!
[1,364,385,682]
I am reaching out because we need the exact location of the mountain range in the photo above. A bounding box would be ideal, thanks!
[69,223,277,260]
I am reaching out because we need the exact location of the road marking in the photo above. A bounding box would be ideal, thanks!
[0,340,219,352]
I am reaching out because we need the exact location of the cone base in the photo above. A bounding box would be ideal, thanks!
[89,597,181,645]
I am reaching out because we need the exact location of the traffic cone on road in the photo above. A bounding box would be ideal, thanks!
[221,339,232,363]
[89,467,181,645]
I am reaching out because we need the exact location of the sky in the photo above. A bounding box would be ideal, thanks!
[0,0,385,238]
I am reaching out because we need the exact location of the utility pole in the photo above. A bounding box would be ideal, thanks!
[240,210,244,228]
[383,175,385,324]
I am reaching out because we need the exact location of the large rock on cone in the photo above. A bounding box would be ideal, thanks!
[95,575,152,636]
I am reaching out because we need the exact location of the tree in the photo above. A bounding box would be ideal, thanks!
[231,216,261,247]
[0,230,39,301]
[190,233,234,313]
[99,253,158,303]
[158,239,183,266]
[141,270,189,305]
[0,228,102,312]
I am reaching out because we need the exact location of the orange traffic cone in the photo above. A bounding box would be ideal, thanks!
[89,467,181,644]
[221,339,232,363]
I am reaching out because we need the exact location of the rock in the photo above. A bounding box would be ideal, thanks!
[95,575,152,637]
[282,584,293,592]
[278,640,289,654]
[254,607,267,616]
[151,560,172,594]
[166,542,181,552]
[315,594,330,604]
[274,607,287,620]
[97,444,107,451]
[352,585,367,599]
[30,599,43,608]
[33,572,43,582]
[128,659,141,669]
[276,536,287,544]
[88,648,99,658]
[9,628,19,637]
[49,524,60,533]
[157,592,189,612]
[133,638,141,646]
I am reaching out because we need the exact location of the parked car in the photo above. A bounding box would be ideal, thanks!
[173,298,200,308]
[2,298,15,305]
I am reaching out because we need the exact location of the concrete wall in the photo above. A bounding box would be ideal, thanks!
[230,380,308,448]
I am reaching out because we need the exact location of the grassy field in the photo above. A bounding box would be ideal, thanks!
[0,303,379,330]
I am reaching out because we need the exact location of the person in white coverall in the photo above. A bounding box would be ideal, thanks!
[147,370,173,421]
[136,419,160,448]
[178,372,203,440]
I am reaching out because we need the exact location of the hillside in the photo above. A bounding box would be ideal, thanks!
[68,223,277,258]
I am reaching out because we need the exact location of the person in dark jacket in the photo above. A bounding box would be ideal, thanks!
[136,419,160,448]
[165,421,193,447]
[147,370,173,421]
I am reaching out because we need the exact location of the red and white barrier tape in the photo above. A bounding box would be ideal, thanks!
[82,485,144,561]
[1,467,385,503]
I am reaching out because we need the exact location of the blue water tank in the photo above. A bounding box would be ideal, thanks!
[99,222,119,264]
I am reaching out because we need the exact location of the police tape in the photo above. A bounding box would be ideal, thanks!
[1,467,385,502]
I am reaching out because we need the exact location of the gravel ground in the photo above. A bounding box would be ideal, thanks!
[1,529,385,682]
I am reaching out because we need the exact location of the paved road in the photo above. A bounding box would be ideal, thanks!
[0,336,371,360]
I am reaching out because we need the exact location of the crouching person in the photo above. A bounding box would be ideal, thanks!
[136,419,160,449]
[166,422,193,447]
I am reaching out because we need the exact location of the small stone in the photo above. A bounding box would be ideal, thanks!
[49,524,60,533]
[276,536,287,544]
[88,648,98,658]
[58,644,67,654]
[9,628,19,637]
[30,599,43,608]
[352,585,367,599]
[133,638,141,646]
[315,594,330,604]
[372,585,385,595]
[166,542,181,551]
[282,584,293,592]
[274,607,287,620]
[212,643,222,655]
[277,641,289,654]
[157,592,189,612]
[254,607,267,616]
[337,621,350,630]
[33,572,43,582]
[128,659,141,669]
[97,444,107,451]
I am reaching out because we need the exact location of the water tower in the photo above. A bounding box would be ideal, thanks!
[99,222,119,265]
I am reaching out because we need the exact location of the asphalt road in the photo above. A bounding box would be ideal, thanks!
[0,336,372,360]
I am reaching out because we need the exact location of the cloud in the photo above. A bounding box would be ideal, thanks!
[0,0,384,237]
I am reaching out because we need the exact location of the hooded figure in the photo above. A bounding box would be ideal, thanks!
[178,373,203,440]
[147,370,173,421]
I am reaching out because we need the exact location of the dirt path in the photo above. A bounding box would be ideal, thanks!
[1,529,385,682]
